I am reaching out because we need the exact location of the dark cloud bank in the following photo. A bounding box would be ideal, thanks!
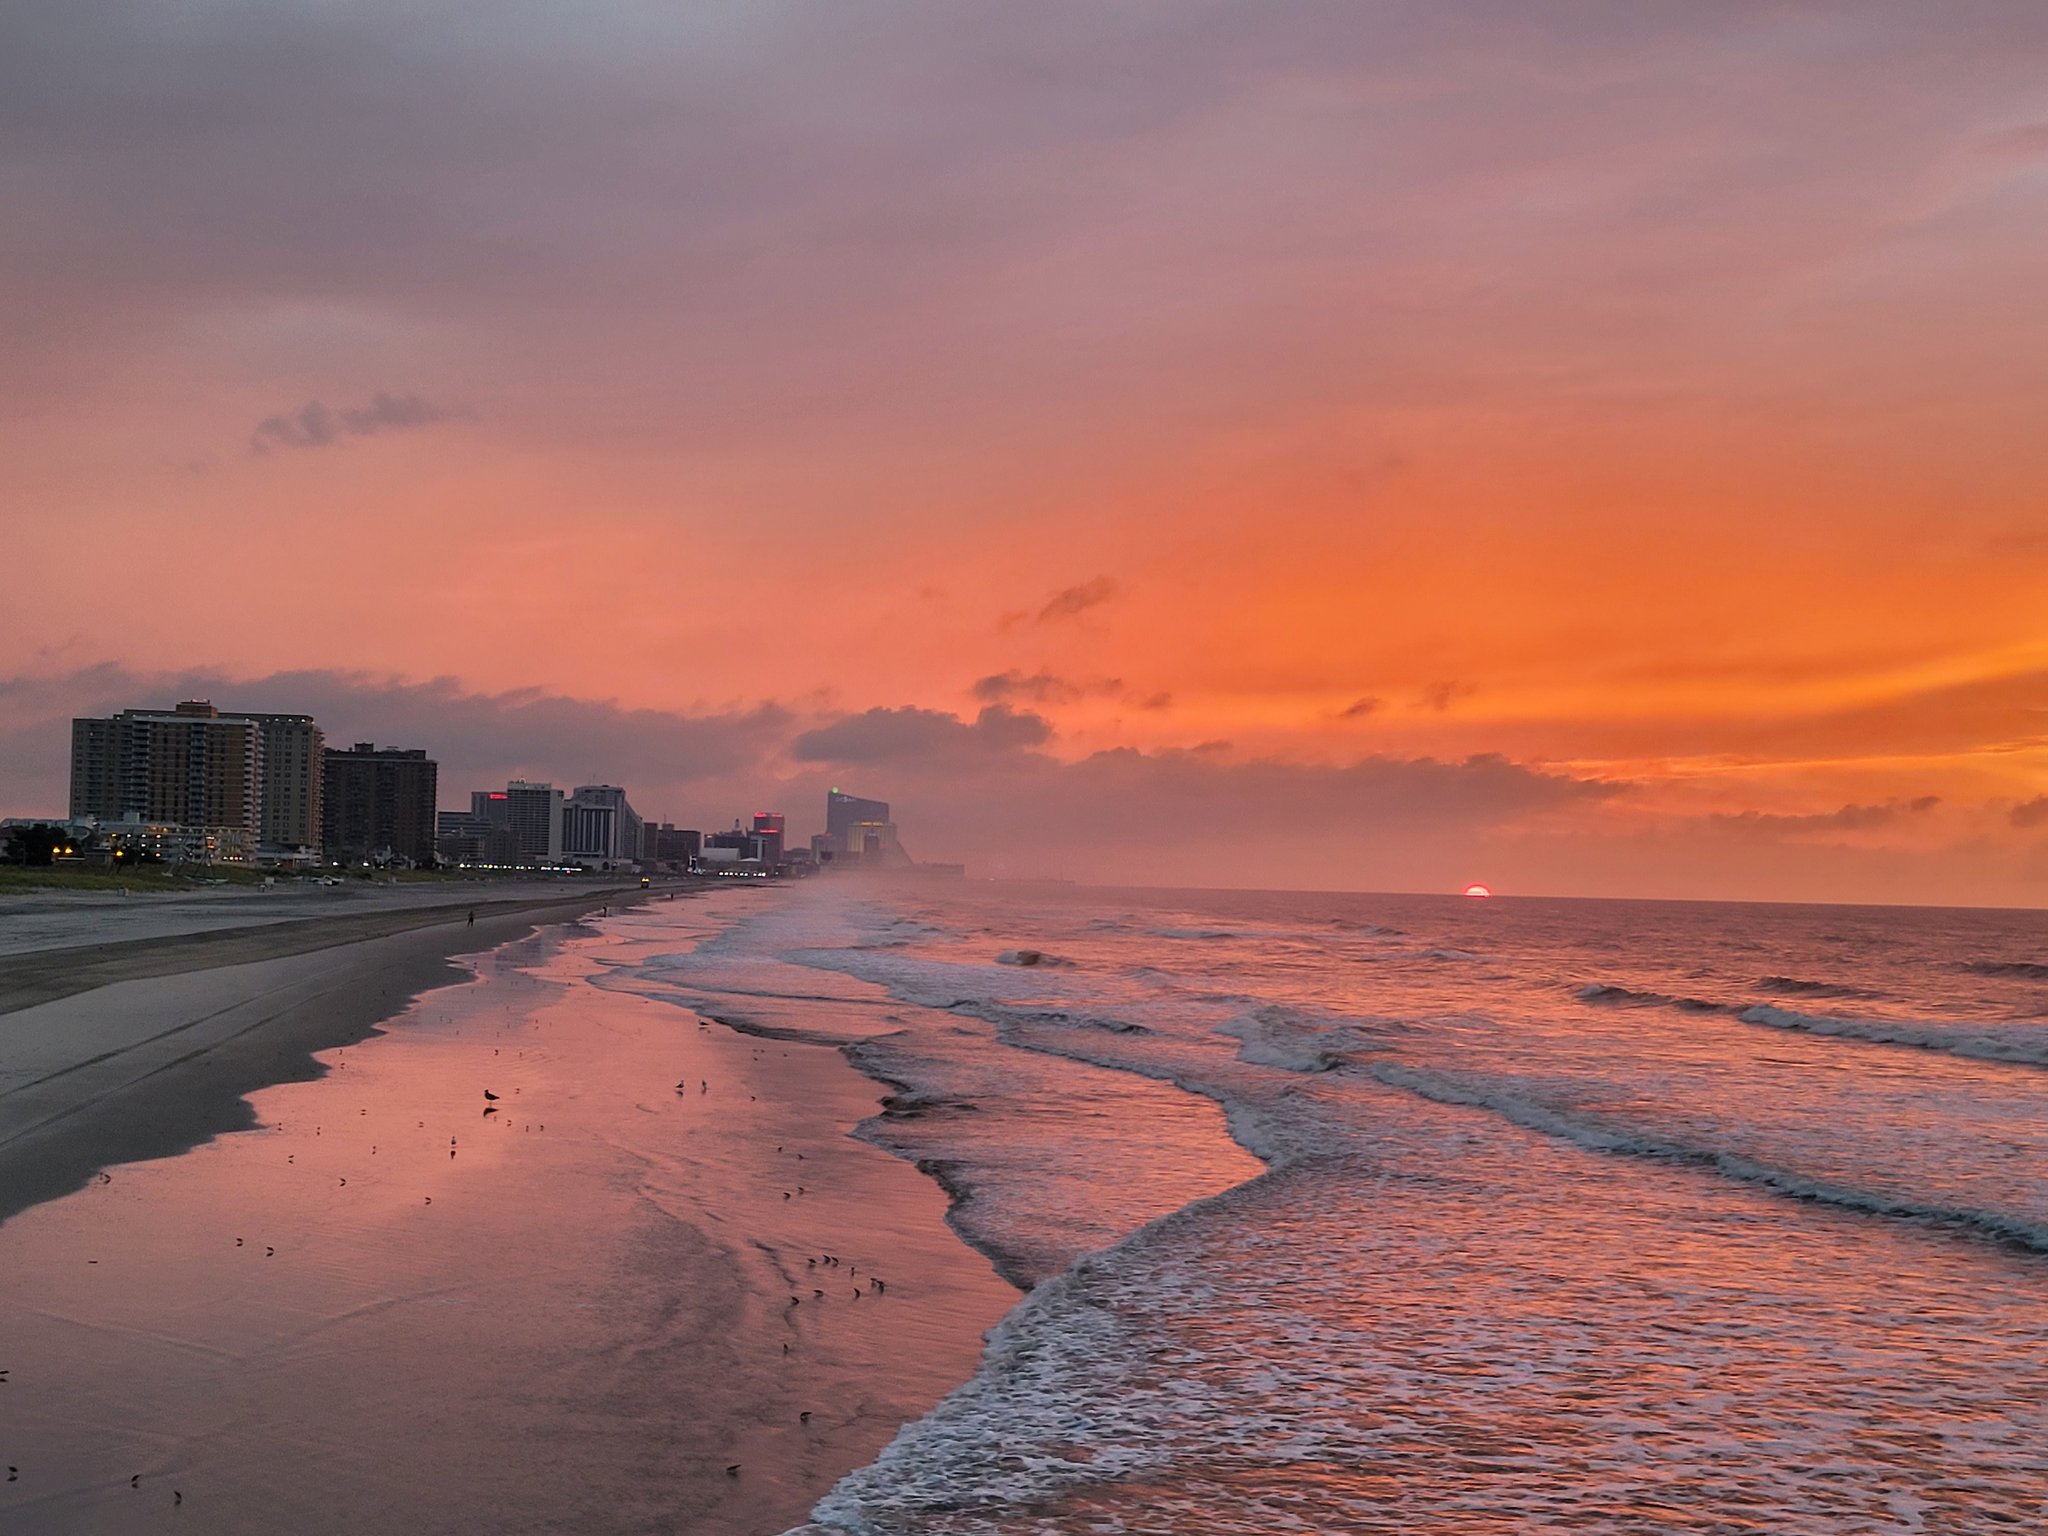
[250,393,453,453]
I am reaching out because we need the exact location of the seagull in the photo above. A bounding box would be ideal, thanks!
[483,1090,500,1101]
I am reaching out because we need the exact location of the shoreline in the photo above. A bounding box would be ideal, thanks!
[0,890,1016,1535]
[0,885,655,1227]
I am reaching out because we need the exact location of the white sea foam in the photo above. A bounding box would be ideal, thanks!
[1215,1005,1406,1073]
[722,882,2048,1534]
[1737,1003,2048,1067]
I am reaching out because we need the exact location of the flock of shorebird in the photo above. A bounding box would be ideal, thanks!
[3,989,898,1510]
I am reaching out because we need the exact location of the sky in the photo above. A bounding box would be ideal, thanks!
[3,1,2046,904]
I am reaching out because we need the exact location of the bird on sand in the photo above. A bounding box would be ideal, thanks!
[483,1090,500,1101]
[725,1464,741,1477]
[799,1411,811,1423]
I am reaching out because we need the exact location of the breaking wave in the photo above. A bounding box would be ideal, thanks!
[1737,1004,2048,1068]
[1370,1063,2048,1254]
[1967,959,2048,981]
[1577,982,1728,1012]
[1758,975,1884,1001]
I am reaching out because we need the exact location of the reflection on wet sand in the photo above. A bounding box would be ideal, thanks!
[0,896,1015,1535]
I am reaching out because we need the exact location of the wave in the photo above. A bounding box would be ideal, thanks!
[1369,1063,2048,1255]
[1967,960,2048,981]
[1736,1005,2048,1068]
[1576,982,1727,1012]
[1757,975,1883,1001]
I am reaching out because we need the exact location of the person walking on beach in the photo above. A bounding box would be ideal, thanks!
[466,910,475,927]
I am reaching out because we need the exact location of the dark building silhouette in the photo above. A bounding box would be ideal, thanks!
[651,824,702,863]
[823,788,905,865]
[751,811,786,867]
[322,744,438,865]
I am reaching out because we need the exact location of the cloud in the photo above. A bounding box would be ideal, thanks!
[1034,576,1118,625]
[972,670,1127,706]
[1708,796,1942,838]
[250,392,453,453]
[1418,681,1473,713]
[1338,695,1381,719]
[2013,795,2048,829]
[791,703,1054,765]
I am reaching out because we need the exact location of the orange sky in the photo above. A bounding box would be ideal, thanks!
[3,3,2045,902]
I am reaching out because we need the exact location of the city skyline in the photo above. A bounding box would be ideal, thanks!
[3,6,2046,903]
[44,693,927,875]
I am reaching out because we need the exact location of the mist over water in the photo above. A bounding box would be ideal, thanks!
[633,882,2048,1534]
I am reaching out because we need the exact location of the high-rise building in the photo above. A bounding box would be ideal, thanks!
[565,785,643,864]
[823,788,905,866]
[651,824,702,864]
[69,701,325,857]
[69,701,266,858]
[560,801,617,861]
[249,713,324,850]
[322,744,439,865]
[505,781,564,863]
[750,811,786,867]
[69,718,120,821]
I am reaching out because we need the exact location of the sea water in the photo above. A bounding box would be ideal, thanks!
[613,882,2048,1534]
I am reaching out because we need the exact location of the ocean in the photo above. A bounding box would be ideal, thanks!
[612,881,2048,1534]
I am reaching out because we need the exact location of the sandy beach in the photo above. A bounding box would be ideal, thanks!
[0,887,1018,1533]
[0,882,649,1223]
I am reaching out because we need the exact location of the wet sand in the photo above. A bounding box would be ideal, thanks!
[0,880,654,1008]
[0,887,648,1223]
[0,894,1017,1534]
